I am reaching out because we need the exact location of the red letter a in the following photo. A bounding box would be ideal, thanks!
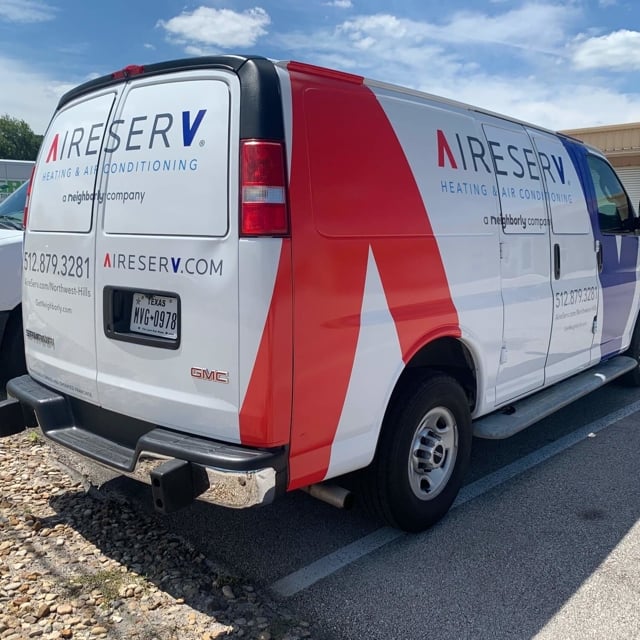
[437,130,457,169]
[46,134,59,163]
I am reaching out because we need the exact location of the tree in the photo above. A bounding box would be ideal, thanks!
[0,115,43,160]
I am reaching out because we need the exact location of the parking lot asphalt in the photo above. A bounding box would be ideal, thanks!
[288,411,640,640]
[2,382,640,639]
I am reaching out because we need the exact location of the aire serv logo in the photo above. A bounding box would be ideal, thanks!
[45,110,207,162]
[436,129,566,185]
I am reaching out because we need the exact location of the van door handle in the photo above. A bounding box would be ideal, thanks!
[595,240,603,273]
[554,243,561,280]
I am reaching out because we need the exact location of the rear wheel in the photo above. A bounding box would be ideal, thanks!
[363,372,472,532]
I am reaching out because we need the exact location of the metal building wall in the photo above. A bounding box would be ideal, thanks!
[561,122,640,212]
[617,167,640,211]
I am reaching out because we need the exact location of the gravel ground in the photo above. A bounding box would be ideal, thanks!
[0,430,317,640]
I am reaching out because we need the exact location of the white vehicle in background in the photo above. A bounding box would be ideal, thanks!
[0,159,33,202]
[0,180,28,387]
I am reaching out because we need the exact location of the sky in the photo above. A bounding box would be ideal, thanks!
[1,0,640,135]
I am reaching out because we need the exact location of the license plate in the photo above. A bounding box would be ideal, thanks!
[130,293,178,339]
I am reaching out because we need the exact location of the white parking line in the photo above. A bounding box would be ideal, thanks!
[454,398,640,507]
[270,398,640,598]
[270,526,404,597]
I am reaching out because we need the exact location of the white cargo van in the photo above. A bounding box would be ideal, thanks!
[2,56,640,532]
[0,180,29,387]
[0,160,34,387]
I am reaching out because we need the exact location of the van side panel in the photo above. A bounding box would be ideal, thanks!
[238,238,293,447]
[285,65,460,489]
[372,92,503,415]
[324,247,405,478]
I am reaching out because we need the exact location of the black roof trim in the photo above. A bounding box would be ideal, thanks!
[236,57,285,141]
[57,55,284,141]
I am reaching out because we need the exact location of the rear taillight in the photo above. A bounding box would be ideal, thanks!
[240,140,289,236]
[23,167,35,229]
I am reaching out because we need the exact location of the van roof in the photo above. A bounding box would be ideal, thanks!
[59,54,565,140]
[58,55,285,142]
[58,55,269,108]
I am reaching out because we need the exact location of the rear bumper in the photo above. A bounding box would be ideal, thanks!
[4,374,287,511]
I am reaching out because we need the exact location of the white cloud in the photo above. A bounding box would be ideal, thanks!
[427,73,640,130]
[434,3,576,50]
[280,4,577,78]
[339,14,424,44]
[0,55,79,133]
[281,7,569,92]
[334,4,575,56]
[184,44,214,57]
[0,0,56,23]
[275,6,640,130]
[276,17,474,81]
[325,0,353,7]
[158,6,270,49]
[572,30,640,70]
[5,2,635,140]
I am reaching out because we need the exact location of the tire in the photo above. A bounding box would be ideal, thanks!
[362,372,472,532]
[621,318,640,387]
[0,310,26,386]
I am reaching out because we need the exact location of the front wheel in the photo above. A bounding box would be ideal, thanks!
[364,373,472,532]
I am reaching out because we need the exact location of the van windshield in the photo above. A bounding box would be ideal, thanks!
[0,181,28,230]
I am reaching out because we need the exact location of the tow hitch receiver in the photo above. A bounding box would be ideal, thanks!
[150,459,210,514]
[0,397,27,437]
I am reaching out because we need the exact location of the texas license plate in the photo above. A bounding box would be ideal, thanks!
[130,293,178,339]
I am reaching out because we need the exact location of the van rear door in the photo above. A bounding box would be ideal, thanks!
[25,68,243,443]
[95,70,240,442]
[24,89,119,402]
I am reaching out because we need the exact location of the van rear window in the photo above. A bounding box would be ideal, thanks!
[30,91,117,233]
[102,77,230,237]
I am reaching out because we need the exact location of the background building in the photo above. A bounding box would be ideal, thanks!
[561,122,640,210]
[0,159,33,202]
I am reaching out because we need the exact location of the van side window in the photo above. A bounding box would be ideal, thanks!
[587,155,635,234]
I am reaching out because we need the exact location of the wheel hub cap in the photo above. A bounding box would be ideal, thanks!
[408,406,458,501]
[416,435,446,469]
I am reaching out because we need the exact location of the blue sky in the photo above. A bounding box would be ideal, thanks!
[1,0,639,134]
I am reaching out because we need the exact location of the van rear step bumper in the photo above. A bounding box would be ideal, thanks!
[4,374,286,512]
